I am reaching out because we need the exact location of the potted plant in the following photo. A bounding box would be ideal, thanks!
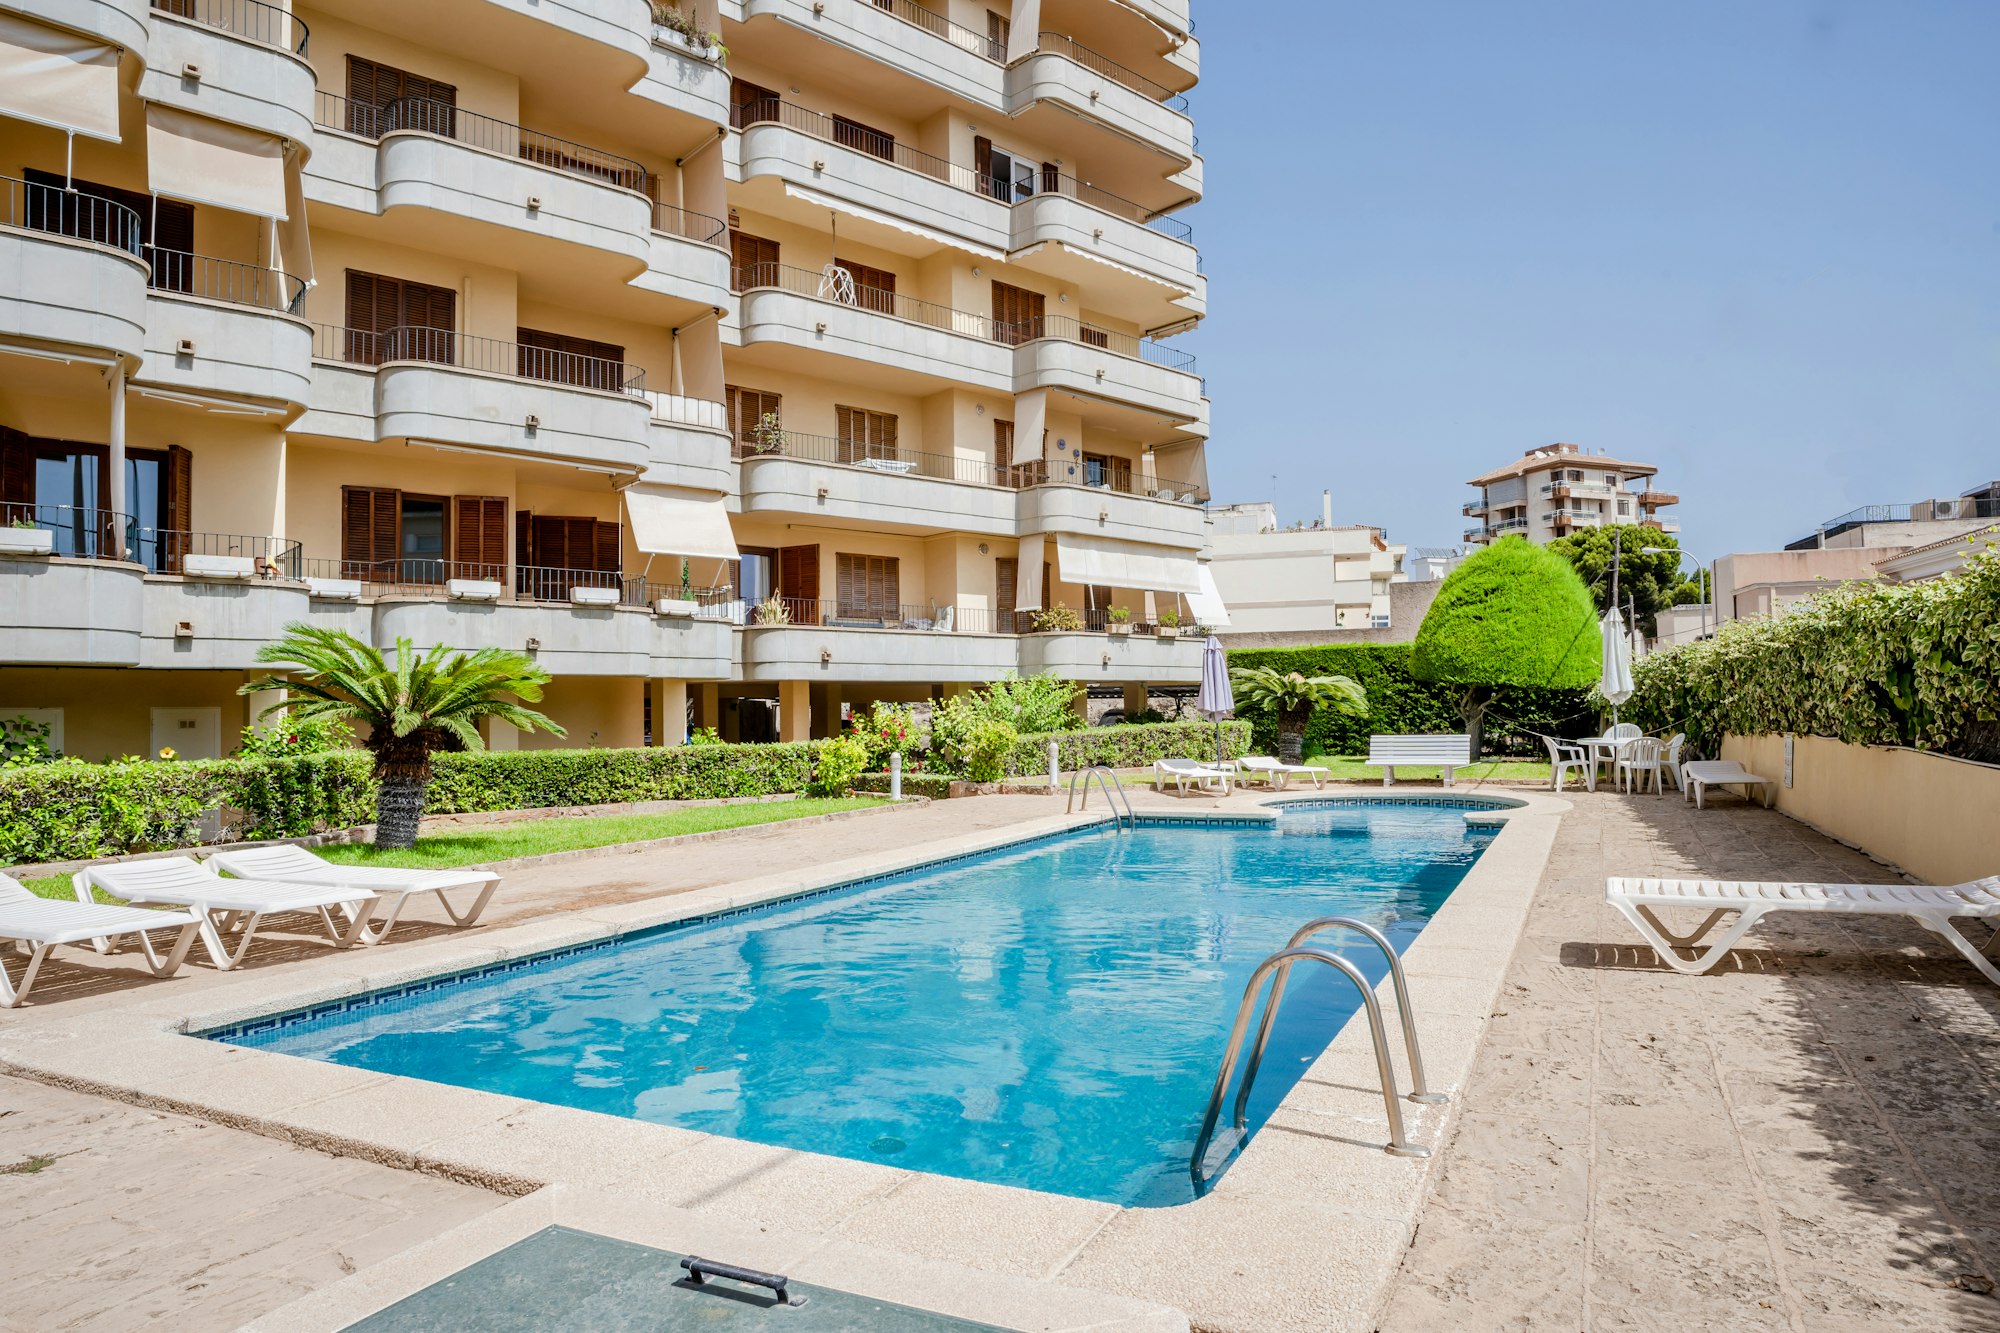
[1106,606,1132,636]
[1030,604,1083,633]
[651,4,728,61]
[750,411,786,455]
[1155,609,1182,638]
[755,595,792,625]
[0,517,53,557]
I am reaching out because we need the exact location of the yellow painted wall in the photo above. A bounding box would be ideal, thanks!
[298,8,522,123]
[301,229,520,341]
[0,668,253,762]
[519,674,646,750]
[1723,734,2000,887]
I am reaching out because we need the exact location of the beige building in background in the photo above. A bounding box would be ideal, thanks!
[0,0,1212,758]
[1462,442,1678,546]
[1206,496,1406,636]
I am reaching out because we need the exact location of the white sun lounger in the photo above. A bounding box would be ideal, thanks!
[204,845,501,945]
[74,858,378,971]
[1680,760,1776,809]
[1154,757,1232,795]
[0,873,203,1008]
[1607,876,2000,985]
[1237,757,1330,790]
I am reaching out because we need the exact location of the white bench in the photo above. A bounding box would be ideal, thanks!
[1366,734,1473,788]
[1681,761,1776,810]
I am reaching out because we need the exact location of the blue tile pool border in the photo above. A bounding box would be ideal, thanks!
[197,797,1514,1044]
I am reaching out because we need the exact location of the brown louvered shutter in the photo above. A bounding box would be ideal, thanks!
[993,419,1013,469]
[973,135,994,198]
[992,281,1043,344]
[452,495,506,575]
[342,486,398,578]
[730,78,780,127]
[165,444,192,532]
[1112,456,1133,493]
[779,543,818,623]
[514,508,533,568]
[835,552,859,616]
[344,270,381,364]
[729,231,779,292]
[995,557,1017,634]
[0,425,31,512]
[987,10,1010,52]
[835,258,895,315]
[877,556,898,614]
[831,115,893,161]
[593,520,621,574]
[880,413,898,460]
[1041,161,1059,195]
[835,405,856,464]
[148,199,196,294]
[405,280,455,364]
[345,56,380,135]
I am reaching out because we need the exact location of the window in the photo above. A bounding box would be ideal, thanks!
[729,230,780,292]
[344,270,456,365]
[995,556,1018,634]
[22,170,193,290]
[345,56,457,138]
[517,327,626,392]
[991,281,1044,344]
[729,78,781,128]
[514,511,621,599]
[987,9,1011,53]
[836,406,898,464]
[831,114,895,162]
[972,136,1038,202]
[1,429,181,566]
[1082,452,1133,493]
[836,553,900,620]
[833,257,896,315]
[726,385,783,456]
[341,488,506,582]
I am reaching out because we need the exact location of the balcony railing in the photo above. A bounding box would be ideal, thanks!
[149,249,307,314]
[311,323,647,394]
[0,504,127,560]
[1036,31,1190,110]
[734,425,1014,488]
[733,261,1008,341]
[1026,314,1198,373]
[651,201,727,247]
[869,0,1004,62]
[744,597,1000,633]
[303,561,741,618]
[2,174,144,257]
[141,528,302,576]
[1639,490,1680,507]
[731,95,966,190]
[644,390,729,431]
[151,0,309,55]
[316,93,649,193]
[1027,171,1194,244]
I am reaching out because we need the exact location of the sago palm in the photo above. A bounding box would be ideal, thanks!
[1229,666,1368,764]
[240,624,563,848]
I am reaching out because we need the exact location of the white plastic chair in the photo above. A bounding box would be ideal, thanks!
[1663,733,1687,791]
[1544,735,1594,793]
[1616,737,1666,795]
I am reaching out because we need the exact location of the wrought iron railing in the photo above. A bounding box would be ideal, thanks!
[151,0,309,54]
[301,557,506,595]
[732,261,1010,341]
[316,93,648,193]
[1026,171,1195,244]
[730,95,968,189]
[148,249,307,313]
[1013,313,1199,374]
[1036,31,1190,110]
[732,425,1021,488]
[644,391,729,431]
[867,0,1005,62]
[2,174,144,257]
[138,528,302,577]
[309,323,646,394]
[0,504,127,560]
[652,201,727,246]
[741,596,998,633]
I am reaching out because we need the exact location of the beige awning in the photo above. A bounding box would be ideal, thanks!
[1151,438,1208,497]
[276,146,313,287]
[1055,534,1201,596]
[1009,240,1189,295]
[1186,564,1230,628]
[146,105,287,219]
[782,181,1005,262]
[0,14,122,143]
[623,484,739,562]
[1014,534,1045,611]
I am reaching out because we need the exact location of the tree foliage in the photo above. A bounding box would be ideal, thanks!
[1229,666,1368,763]
[1413,538,1602,690]
[1546,523,1702,636]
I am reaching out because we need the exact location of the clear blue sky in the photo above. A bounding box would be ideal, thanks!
[1182,1,1998,558]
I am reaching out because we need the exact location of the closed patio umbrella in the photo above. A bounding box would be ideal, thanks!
[1197,634,1234,765]
[1599,608,1634,724]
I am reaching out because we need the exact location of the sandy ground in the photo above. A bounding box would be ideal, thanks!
[1374,789,2000,1332]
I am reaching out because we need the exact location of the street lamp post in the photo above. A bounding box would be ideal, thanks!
[1642,545,1709,642]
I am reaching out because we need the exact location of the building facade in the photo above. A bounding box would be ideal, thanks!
[1206,498,1405,637]
[0,0,1210,759]
[1462,443,1677,546]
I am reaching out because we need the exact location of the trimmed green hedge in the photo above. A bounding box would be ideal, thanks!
[852,772,957,799]
[422,743,816,812]
[1225,644,1590,758]
[1627,550,2000,761]
[1003,720,1252,774]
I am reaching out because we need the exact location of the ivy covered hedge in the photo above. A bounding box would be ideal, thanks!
[1626,550,2000,761]
[1003,720,1251,773]
[851,772,958,799]
[1224,644,1591,758]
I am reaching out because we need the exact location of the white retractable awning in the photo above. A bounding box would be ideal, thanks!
[623,484,739,562]
[146,105,288,219]
[1049,240,1191,294]
[783,182,1005,262]
[0,14,122,143]
[1055,534,1201,596]
[1015,533,1045,611]
[277,147,313,287]
[1186,564,1231,628]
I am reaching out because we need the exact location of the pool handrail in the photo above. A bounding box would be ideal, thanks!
[1191,945,1430,1191]
[1231,917,1446,1134]
[1066,764,1135,828]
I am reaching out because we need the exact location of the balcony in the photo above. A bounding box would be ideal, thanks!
[1019,627,1201,682]
[310,324,655,474]
[0,506,145,666]
[1010,317,1203,422]
[1018,480,1208,549]
[639,201,734,306]
[1639,490,1680,508]
[313,94,653,272]
[9,0,149,55]
[0,176,150,362]
[736,0,1006,108]
[320,0,653,92]
[643,391,734,493]
[1007,32,1197,166]
[140,252,312,406]
[738,598,1022,683]
[141,0,315,145]
[1007,175,1201,315]
[1461,501,1487,518]
[736,432,1020,537]
[732,263,1012,393]
[640,14,733,124]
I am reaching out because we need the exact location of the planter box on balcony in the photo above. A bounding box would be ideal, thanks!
[571,586,622,607]
[1107,622,1132,636]
[447,578,503,602]
[654,27,723,62]
[1156,626,1180,639]
[0,528,55,556]
[654,597,700,617]
[183,554,256,580]
[306,577,363,601]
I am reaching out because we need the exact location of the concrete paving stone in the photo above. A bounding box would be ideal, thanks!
[418,1100,711,1194]
[1785,1262,2000,1332]
[263,1075,535,1167]
[1207,1105,1435,1218]
[1455,1046,1593,1123]
[835,1172,1121,1279]
[626,1133,914,1235]
[1375,1217,1587,1331]
[1422,1110,1592,1227]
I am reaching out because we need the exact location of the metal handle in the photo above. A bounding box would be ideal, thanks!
[679,1256,807,1307]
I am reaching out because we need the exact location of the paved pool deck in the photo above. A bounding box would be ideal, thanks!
[3,783,1996,1331]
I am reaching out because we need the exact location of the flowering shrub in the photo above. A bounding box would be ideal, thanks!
[849,701,924,770]
[811,734,869,797]
[234,716,353,759]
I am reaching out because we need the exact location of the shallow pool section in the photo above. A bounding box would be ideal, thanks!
[216,802,1497,1206]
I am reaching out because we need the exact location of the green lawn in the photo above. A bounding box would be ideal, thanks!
[15,797,882,899]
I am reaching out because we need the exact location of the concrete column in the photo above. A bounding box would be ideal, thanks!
[1123,683,1150,717]
[811,680,843,739]
[243,672,286,737]
[651,679,689,746]
[604,678,647,748]
[1069,687,1091,726]
[107,362,127,558]
[778,679,813,743]
[694,683,720,734]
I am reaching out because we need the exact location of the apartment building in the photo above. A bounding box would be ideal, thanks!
[1207,497,1405,636]
[0,0,1210,759]
[1462,443,1678,546]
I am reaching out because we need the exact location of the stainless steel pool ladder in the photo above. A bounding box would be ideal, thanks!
[1066,764,1135,828]
[1190,917,1445,1188]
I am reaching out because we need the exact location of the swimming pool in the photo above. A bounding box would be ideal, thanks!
[215,800,1498,1206]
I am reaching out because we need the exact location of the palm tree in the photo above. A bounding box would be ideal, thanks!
[240,625,563,849]
[1229,665,1368,764]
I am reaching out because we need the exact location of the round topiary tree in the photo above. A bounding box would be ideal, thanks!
[1411,537,1601,758]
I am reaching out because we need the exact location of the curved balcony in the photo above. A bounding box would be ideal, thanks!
[642,391,734,493]
[1008,175,1200,310]
[737,434,1019,537]
[312,324,654,474]
[0,514,144,665]
[1010,317,1202,422]
[738,0,1004,106]
[732,264,1012,392]
[326,0,651,87]
[639,201,734,307]
[7,0,150,59]
[739,599,1020,683]
[1007,33,1196,164]
[140,252,312,407]
[1018,481,1207,549]
[0,176,150,362]
[640,16,733,123]
[1019,628,1200,682]
[141,0,315,145]
[369,599,720,678]
[140,572,310,669]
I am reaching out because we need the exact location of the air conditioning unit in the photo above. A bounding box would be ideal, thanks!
[1927,498,1961,520]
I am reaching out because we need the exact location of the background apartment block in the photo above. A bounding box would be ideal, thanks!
[0,0,1212,758]
[1206,496,1405,639]
[1462,442,1678,546]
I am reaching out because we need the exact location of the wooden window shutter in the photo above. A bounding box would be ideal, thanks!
[1041,161,1060,195]
[729,231,779,292]
[342,486,398,577]
[452,495,506,573]
[165,445,193,533]
[0,426,31,509]
[344,270,382,363]
[147,199,196,294]
[779,543,819,622]
[994,419,1013,469]
[995,557,1017,634]
[514,508,533,570]
[835,553,858,614]
[730,78,780,127]
[831,115,894,161]
[880,413,898,458]
[835,405,856,463]
[992,281,1043,344]
[835,258,895,314]
[987,10,1010,50]
[593,520,622,574]
[974,135,994,198]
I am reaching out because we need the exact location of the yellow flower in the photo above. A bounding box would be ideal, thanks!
[158,747,177,760]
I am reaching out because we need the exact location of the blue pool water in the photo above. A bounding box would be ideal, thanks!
[218,801,1497,1206]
